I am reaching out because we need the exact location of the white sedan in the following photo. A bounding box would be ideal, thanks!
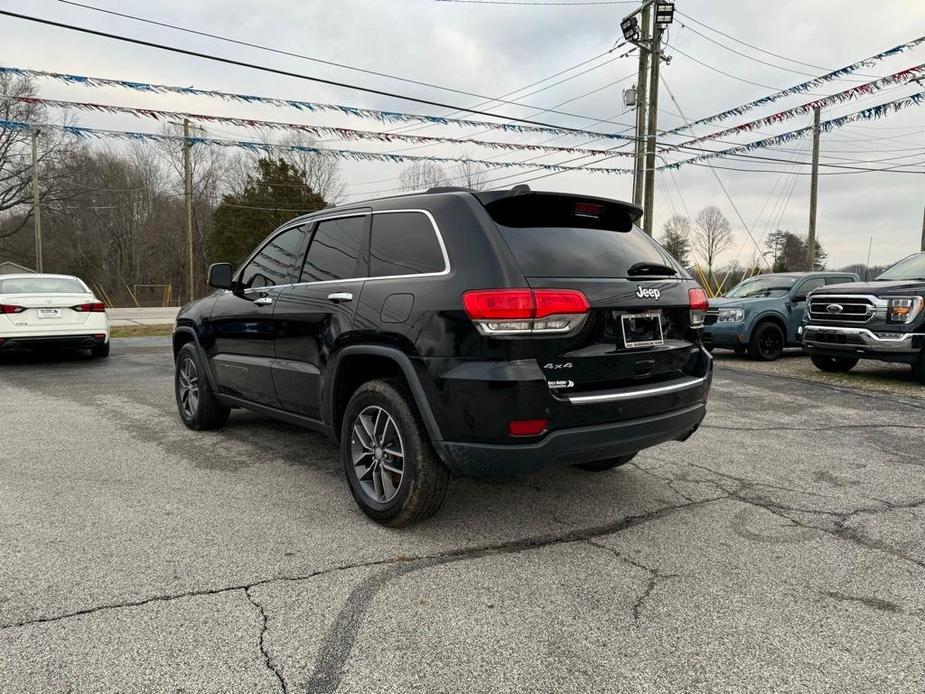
[0,274,110,358]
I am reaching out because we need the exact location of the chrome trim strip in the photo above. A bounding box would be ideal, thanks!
[239,208,451,293]
[565,376,707,404]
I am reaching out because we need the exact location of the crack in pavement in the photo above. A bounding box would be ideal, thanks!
[585,540,679,624]
[0,497,723,634]
[245,587,289,694]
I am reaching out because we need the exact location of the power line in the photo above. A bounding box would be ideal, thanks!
[1,9,637,132]
[434,0,634,5]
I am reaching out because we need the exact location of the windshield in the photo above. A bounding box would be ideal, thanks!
[0,277,87,294]
[724,275,796,298]
[876,253,925,281]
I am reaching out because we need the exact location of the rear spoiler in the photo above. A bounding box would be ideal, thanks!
[473,188,643,232]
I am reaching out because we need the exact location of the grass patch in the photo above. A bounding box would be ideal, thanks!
[110,324,174,338]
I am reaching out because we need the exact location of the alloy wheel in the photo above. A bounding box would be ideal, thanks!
[177,357,200,418]
[759,328,783,359]
[350,405,405,504]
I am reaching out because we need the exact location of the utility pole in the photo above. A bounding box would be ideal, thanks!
[183,118,195,304]
[920,203,924,252]
[642,18,663,236]
[807,106,821,270]
[31,129,43,272]
[632,4,650,208]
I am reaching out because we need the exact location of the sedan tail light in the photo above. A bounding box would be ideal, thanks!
[688,287,709,327]
[463,288,590,335]
[72,302,106,312]
[0,304,26,314]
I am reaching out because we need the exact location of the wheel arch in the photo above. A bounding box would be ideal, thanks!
[172,327,220,393]
[749,313,788,343]
[325,345,443,444]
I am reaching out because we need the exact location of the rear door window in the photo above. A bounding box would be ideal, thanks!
[301,216,366,283]
[369,212,445,277]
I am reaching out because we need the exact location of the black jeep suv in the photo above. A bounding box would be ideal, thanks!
[172,187,712,526]
[803,251,925,383]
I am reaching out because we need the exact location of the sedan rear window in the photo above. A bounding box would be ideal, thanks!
[0,277,86,294]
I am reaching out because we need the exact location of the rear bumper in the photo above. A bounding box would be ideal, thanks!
[803,324,924,364]
[0,333,108,351]
[434,402,706,475]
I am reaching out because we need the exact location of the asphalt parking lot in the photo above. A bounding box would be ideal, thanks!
[1,339,923,693]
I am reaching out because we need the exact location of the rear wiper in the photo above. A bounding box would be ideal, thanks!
[627,262,677,277]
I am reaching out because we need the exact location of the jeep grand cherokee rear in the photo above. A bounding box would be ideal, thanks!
[174,187,712,527]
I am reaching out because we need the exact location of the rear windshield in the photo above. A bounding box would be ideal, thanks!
[497,224,681,278]
[0,277,86,294]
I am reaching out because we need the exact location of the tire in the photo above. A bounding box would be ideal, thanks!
[175,343,230,430]
[573,452,637,472]
[749,322,785,361]
[912,356,925,385]
[810,354,859,373]
[90,342,110,358]
[341,378,449,527]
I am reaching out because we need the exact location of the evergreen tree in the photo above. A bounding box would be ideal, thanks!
[659,214,692,268]
[209,158,326,266]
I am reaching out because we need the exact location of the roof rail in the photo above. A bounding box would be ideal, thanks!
[425,186,473,194]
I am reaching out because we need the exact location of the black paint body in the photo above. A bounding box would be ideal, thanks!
[174,189,712,474]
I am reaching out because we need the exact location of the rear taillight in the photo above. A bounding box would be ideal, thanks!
[462,289,590,335]
[0,304,26,314]
[72,302,106,312]
[688,287,709,327]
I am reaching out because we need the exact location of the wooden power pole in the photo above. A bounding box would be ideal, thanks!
[632,3,650,208]
[807,106,821,270]
[920,203,924,252]
[642,18,662,236]
[183,119,195,304]
[31,129,43,273]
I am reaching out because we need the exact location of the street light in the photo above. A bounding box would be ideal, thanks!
[620,15,639,43]
[654,1,675,28]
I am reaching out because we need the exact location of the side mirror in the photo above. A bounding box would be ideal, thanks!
[208,262,234,290]
[792,294,807,303]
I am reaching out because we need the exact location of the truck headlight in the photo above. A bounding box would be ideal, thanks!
[716,308,745,323]
[887,297,923,324]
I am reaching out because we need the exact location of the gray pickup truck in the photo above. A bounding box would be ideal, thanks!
[802,252,925,384]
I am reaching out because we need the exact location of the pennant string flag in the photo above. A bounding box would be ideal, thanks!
[0,65,635,143]
[0,118,636,175]
[661,35,925,138]
[661,91,925,170]
[0,94,635,158]
[665,65,925,152]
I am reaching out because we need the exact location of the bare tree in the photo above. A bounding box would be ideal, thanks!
[692,206,734,281]
[399,161,446,191]
[659,214,692,267]
[454,151,486,190]
[0,72,73,239]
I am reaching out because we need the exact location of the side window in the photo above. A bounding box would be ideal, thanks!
[369,212,445,277]
[827,276,853,285]
[239,225,306,289]
[301,216,365,283]
[795,277,826,299]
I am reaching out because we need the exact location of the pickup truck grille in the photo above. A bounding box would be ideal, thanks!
[808,297,873,322]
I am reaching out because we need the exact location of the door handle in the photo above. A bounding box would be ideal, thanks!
[254,296,274,306]
[327,292,354,303]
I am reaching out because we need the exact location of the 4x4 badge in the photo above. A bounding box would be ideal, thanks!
[636,286,661,300]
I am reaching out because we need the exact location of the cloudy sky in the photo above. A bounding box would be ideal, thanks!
[1,0,923,269]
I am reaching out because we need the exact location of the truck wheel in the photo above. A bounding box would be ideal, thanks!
[175,343,230,430]
[749,322,785,361]
[912,356,925,385]
[342,378,449,527]
[573,453,637,472]
[810,354,859,373]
